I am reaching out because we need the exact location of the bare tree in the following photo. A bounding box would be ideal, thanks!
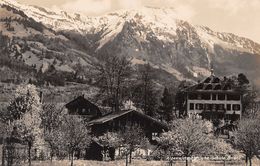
[93,55,132,111]
[233,118,260,166]
[5,84,42,166]
[118,125,149,166]
[59,115,91,166]
[40,103,64,162]
[157,116,214,166]
[95,132,121,161]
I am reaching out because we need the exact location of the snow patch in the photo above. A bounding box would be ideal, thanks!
[131,58,146,65]
[161,64,184,81]
[192,66,211,77]
[55,64,74,73]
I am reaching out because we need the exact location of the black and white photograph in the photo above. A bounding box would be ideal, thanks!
[0,0,260,165]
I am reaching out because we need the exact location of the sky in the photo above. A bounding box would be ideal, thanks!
[18,0,260,43]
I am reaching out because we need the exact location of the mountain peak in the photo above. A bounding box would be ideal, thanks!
[1,0,260,88]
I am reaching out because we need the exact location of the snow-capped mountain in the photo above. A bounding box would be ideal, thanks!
[0,0,260,87]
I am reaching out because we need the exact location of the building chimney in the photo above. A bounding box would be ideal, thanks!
[210,68,215,76]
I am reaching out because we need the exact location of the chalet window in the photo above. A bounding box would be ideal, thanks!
[212,94,217,100]
[232,104,241,111]
[227,94,240,101]
[74,108,79,115]
[218,94,225,100]
[82,108,86,113]
[152,133,158,140]
[201,93,211,100]
[226,104,231,111]
[190,103,194,110]
[197,94,202,100]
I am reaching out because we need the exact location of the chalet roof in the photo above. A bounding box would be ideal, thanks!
[66,95,93,108]
[88,109,168,129]
[184,75,238,93]
[89,109,133,125]
[65,95,102,116]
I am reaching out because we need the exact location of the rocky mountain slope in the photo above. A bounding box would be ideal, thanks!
[0,0,260,88]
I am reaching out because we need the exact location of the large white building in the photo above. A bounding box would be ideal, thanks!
[184,74,242,122]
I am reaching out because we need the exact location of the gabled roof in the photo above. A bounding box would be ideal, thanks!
[66,95,94,108]
[88,109,168,130]
[88,110,133,125]
[65,95,102,116]
[184,75,238,93]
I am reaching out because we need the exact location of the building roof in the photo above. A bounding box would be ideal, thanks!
[88,109,133,125]
[65,95,102,116]
[88,109,168,129]
[66,95,93,108]
[184,75,239,93]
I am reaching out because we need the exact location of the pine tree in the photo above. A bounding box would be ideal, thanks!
[160,87,175,122]
[132,64,160,117]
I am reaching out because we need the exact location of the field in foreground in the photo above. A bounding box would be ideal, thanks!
[28,159,260,166]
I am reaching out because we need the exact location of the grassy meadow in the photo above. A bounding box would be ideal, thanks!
[28,159,260,166]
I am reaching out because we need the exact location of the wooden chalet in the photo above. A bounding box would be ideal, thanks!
[64,96,168,161]
[65,95,102,120]
[86,109,168,160]
[88,109,168,139]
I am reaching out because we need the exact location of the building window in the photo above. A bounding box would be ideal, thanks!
[196,103,203,110]
[217,104,224,110]
[202,93,210,100]
[226,104,231,111]
[218,94,225,100]
[232,104,241,111]
[205,104,209,110]
[197,94,202,100]
[212,94,217,100]
[227,94,240,101]
[212,104,216,110]
[190,103,194,110]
